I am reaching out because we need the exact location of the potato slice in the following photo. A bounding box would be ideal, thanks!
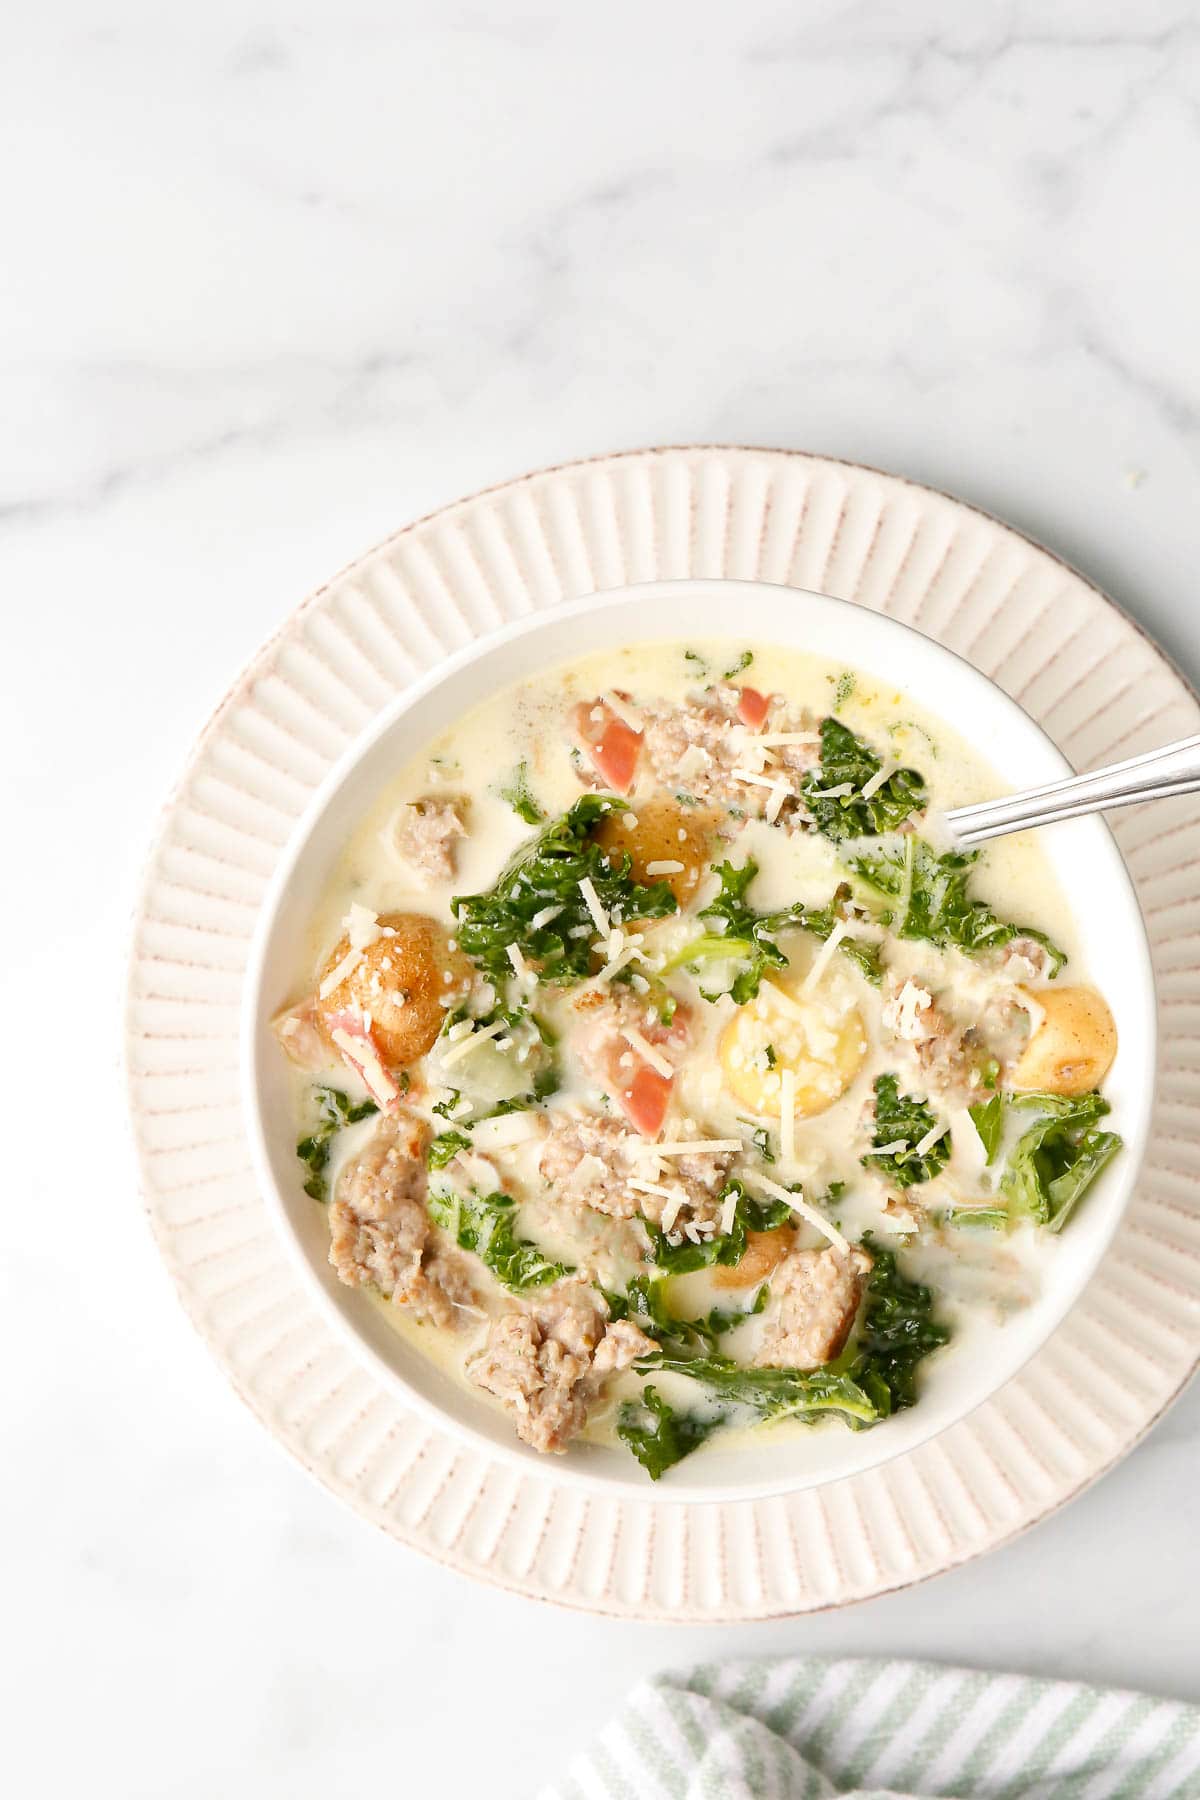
[315,912,471,1068]
[592,798,719,905]
[1009,985,1117,1097]
[720,975,868,1118]
[712,1227,796,1291]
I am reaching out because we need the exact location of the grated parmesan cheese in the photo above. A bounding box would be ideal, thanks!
[620,1028,674,1078]
[343,902,383,952]
[800,921,849,994]
[602,690,644,731]
[719,1189,738,1235]
[644,859,685,876]
[746,1172,850,1256]
[914,1120,950,1158]
[577,877,610,937]
[319,947,364,999]
[872,1139,910,1156]
[529,904,563,931]
[859,758,898,800]
[439,1017,509,1068]
[506,943,530,979]
[655,1139,743,1156]
[764,779,789,824]
[779,1067,797,1163]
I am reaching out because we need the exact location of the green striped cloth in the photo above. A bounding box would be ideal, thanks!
[539,1659,1200,1799]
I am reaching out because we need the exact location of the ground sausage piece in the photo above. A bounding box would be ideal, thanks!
[881,975,1030,1106]
[393,797,467,883]
[570,985,689,1097]
[755,1245,873,1371]
[328,1110,479,1328]
[467,1280,654,1453]
[538,1109,733,1234]
[538,1112,647,1218]
[638,685,819,823]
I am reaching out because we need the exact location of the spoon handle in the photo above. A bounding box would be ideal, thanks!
[944,734,1200,848]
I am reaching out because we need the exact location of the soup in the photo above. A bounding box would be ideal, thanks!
[272,641,1121,1479]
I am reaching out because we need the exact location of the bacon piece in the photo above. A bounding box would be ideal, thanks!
[570,699,642,795]
[736,686,769,729]
[325,1009,403,1109]
[619,1064,672,1137]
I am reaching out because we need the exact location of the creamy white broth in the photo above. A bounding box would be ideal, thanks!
[281,639,1109,1468]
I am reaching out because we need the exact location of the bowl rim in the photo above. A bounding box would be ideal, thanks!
[240,576,1157,1501]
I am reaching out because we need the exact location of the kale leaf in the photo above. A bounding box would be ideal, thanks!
[851,1235,950,1412]
[623,1238,948,1472]
[861,1074,950,1188]
[647,1178,794,1274]
[969,1090,1006,1164]
[849,835,1067,973]
[607,1273,769,1354]
[295,1086,379,1201]
[801,717,927,841]
[633,1353,882,1426]
[427,1188,573,1289]
[616,1387,727,1479]
[723,649,754,679]
[1000,1091,1121,1232]
[451,795,677,986]
[426,1129,472,1170]
[665,857,882,1003]
[499,760,544,825]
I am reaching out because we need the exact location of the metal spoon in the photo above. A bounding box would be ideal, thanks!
[943,735,1200,849]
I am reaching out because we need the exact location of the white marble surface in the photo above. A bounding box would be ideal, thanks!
[8,2,1200,1794]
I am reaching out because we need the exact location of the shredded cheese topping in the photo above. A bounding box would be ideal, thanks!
[577,877,610,937]
[746,1172,850,1256]
[655,1139,743,1156]
[619,1027,674,1078]
[859,758,898,800]
[439,1017,509,1068]
[800,921,849,995]
[319,947,364,999]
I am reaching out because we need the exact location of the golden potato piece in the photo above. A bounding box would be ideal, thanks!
[593,798,718,905]
[712,1227,796,1291]
[720,976,868,1118]
[315,912,471,1069]
[1009,985,1117,1097]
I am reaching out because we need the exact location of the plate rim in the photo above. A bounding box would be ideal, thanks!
[124,442,1200,1618]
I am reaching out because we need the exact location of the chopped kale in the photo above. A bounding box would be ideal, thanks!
[802,717,926,842]
[616,1387,727,1479]
[607,1273,769,1355]
[647,1179,793,1274]
[426,1129,472,1170]
[664,858,882,1003]
[499,759,544,825]
[852,1235,950,1411]
[633,1352,881,1426]
[295,1086,379,1201]
[427,1188,572,1289]
[833,671,857,709]
[431,1087,464,1121]
[1000,1091,1121,1232]
[848,835,1066,973]
[969,1091,1006,1164]
[862,1074,951,1188]
[723,649,754,679]
[451,795,677,987]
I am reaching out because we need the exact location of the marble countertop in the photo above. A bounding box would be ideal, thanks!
[9,3,1200,1793]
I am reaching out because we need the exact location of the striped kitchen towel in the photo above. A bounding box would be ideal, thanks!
[539,1658,1200,1799]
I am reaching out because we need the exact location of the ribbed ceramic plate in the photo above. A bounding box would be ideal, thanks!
[126,447,1200,1619]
